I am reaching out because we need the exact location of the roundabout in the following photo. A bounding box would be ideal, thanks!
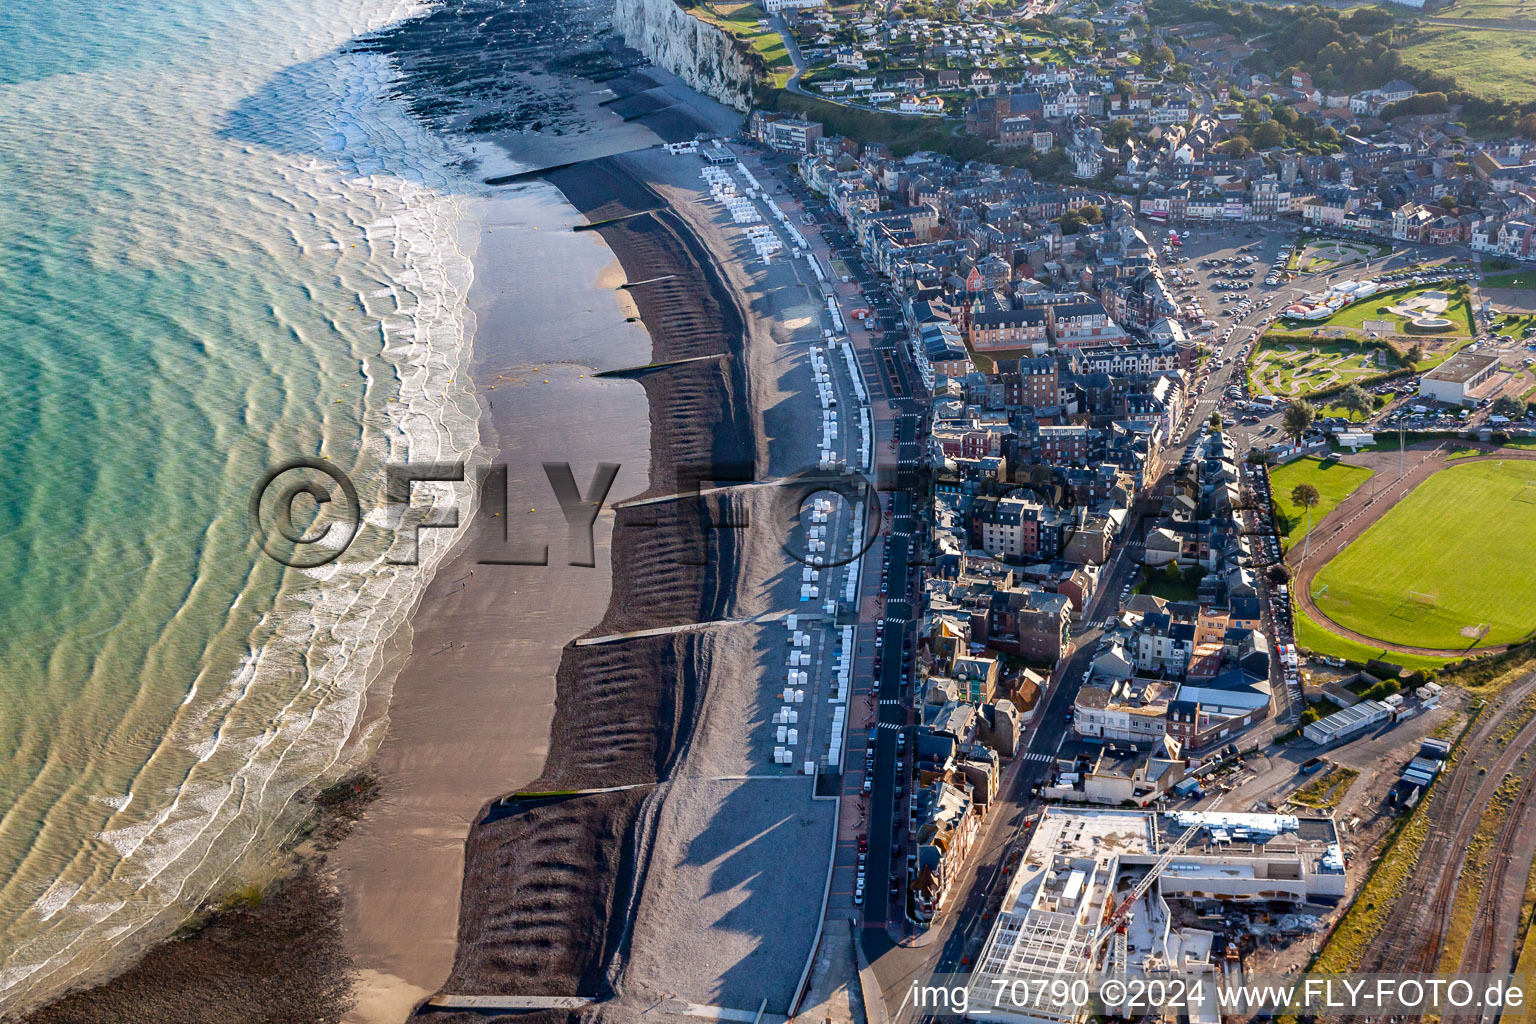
[1290,237,1385,274]
[1289,448,1536,657]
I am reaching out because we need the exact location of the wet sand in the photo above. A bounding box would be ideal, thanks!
[331,181,654,1024]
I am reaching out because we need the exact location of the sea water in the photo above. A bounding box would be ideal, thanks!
[0,0,489,1006]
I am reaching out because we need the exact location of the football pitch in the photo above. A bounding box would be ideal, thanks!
[1311,461,1536,650]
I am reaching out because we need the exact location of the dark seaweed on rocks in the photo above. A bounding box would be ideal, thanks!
[19,873,352,1024]
[424,156,753,1009]
[351,0,648,136]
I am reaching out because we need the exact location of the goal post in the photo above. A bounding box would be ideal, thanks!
[1408,589,1437,607]
[1518,480,1536,503]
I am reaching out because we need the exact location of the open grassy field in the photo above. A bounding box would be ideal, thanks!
[1494,311,1536,336]
[1486,269,1536,291]
[691,2,793,85]
[1433,0,1536,19]
[1270,457,1375,541]
[1311,461,1536,649]
[1251,342,1389,397]
[1399,26,1536,105]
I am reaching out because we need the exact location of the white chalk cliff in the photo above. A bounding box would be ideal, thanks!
[614,0,757,112]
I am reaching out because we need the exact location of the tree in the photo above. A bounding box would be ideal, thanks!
[1104,117,1135,148]
[1404,342,1425,366]
[1521,112,1536,141]
[1155,44,1175,66]
[1492,394,1524,419]
[1381,92,1449,120]
[1338,383,1373,421]
[1283,400,1316,441]
[1220,135,1252,157]
[1291,482,1321,555]
[1251,120,1285,149]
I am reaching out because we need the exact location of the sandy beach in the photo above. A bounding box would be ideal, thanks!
[329,179,656,1023]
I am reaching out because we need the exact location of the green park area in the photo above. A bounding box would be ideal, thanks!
[1250,341,1391,398]
[1136,564,1201,603]
[1270,456,1375,542]
[1491,311,1536,340]
[1288,238,1387,275]
[1311,461,1536,650]
[1295,282,1476,338]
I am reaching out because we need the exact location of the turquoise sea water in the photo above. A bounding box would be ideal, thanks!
[0,0,483,1004]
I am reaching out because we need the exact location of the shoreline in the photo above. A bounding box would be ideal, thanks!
[11,44,757,1024]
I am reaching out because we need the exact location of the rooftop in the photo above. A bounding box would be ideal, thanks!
[1423,351,1498,384]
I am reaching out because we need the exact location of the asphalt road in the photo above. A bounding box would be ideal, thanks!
[862,414,921,929]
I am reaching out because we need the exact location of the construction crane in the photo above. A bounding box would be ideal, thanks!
[1082,822,1204,970]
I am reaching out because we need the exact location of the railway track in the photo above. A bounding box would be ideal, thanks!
[1459,746,1536,976]
[1356,671,1536,981]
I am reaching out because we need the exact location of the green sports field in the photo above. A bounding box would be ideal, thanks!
[1270,456,1375,542]
[1311,461,1536,650]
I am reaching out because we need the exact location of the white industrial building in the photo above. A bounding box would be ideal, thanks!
[967,808,1345,1024]
[1302,699,1392,745]
[1418,351,1499,406]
